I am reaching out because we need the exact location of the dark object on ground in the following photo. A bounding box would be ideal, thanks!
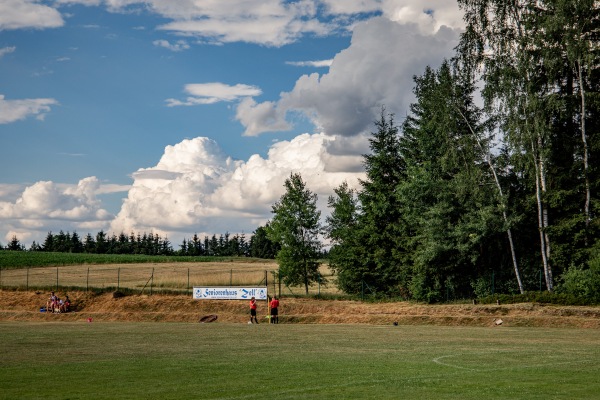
[113,291,126,299]
[199,314,218,323]
[393,321,398,326]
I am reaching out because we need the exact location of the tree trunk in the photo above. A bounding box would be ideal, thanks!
[532,139,553,291]
[456,107,524,293]
[304,259,309,295]
[578,58,591,246]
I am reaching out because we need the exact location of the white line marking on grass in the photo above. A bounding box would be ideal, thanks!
[432,354,477,371]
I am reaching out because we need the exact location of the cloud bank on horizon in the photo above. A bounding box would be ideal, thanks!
[0,0,464,247]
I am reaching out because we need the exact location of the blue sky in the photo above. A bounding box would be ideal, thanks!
[0,0,465,247]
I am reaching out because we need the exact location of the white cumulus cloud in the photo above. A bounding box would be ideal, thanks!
[152,39,190,52]
[110,134,367,243]
[166,83,262,107]
[235,17,460,137]
[380,0,465,34]
[48,1,464,47]
[0,94,58,124]
[286,59,333,68]
[0,177,116,244]
[0,46,16,58]
[0,0,64,30]
[235,98,291,137]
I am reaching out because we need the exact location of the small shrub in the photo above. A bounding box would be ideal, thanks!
[556,253,600,303]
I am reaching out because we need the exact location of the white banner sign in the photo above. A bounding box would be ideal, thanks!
[193,287,268,300]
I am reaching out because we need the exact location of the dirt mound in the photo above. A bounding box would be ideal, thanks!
[1,290,599,328]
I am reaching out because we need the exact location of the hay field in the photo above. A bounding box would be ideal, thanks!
[0,260,338,296]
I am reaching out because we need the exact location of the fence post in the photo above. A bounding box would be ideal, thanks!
[318,274,321,298]
[361,280,364,301]
[150,268,154,295]
[187,268,190,294]
[56,268,59,291]
[117,267,120,291]
[230,269,233,286]
[86,267,89,292]
[26,268,29,291]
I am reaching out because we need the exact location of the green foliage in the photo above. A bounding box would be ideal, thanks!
[456,0,600,292]
[0,250,244,270]
[267,173,323,294]
[326,181,365,294]
[34,229,254,257]
[249,224,280,259]
[399,62,508,301]
[556,247,600,302]
[353,110,409,295]
[6,235,24,251]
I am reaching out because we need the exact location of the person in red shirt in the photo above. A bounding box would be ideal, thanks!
[269,296,280,324]
[249,297,258,324]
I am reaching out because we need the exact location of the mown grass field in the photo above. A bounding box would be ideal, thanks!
[1,322,598,399]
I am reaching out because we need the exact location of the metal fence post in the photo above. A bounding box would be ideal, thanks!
[117,267,120,291]
[86,267,89,292]
[26,268,29,291]
[56,268,59,291]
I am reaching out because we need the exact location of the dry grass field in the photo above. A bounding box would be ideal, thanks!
[0,260,338,296]
[1,289,599,328]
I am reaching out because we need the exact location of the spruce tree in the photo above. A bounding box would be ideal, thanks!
[267,173,323,294]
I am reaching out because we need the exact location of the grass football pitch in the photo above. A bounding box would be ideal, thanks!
[1,322,598,399]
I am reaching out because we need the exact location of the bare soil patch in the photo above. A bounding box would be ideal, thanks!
[1,289,599,328]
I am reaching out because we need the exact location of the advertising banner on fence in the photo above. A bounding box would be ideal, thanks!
[193,287,268,300]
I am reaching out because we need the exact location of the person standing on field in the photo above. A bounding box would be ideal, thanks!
[249,297,258,324]
[269,296,280,324]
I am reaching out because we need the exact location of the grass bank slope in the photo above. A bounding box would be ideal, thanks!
[1,290,599,328]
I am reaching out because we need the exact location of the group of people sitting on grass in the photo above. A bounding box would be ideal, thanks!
[46,292,71,313]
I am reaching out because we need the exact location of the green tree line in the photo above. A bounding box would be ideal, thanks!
[325,0,600,302]
[1,229,279,259]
